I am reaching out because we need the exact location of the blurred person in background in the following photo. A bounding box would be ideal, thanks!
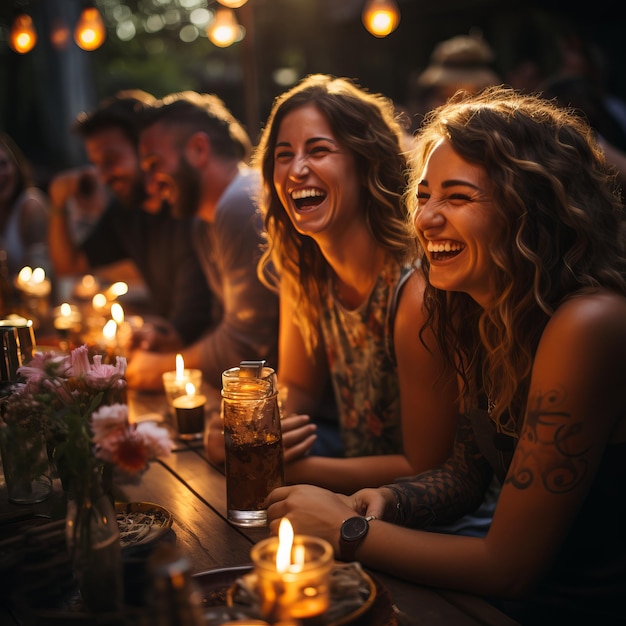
[406,33,502,132]
[0,132,51,278]
[48,90,214,350]
[124,91,279,391]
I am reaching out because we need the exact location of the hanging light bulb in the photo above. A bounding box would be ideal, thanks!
[9,14,37,54]
[362,0,400,38]
[216,0,248,7]
[206,8,242,48]
[74,6,106,51]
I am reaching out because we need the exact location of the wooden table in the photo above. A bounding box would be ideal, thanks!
[0,389,520,625]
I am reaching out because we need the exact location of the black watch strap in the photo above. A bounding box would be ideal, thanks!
[338,515,375,562]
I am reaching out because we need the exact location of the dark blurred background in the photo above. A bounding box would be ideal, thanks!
[0,0,623,187]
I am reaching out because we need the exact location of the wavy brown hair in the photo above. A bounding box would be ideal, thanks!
[253,74,416,354]
[406,86,626,425]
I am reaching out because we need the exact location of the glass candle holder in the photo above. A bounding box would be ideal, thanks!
[250,533,333,621]
[162,369,202,413]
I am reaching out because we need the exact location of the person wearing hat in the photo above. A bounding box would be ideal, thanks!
[411,34,502,124]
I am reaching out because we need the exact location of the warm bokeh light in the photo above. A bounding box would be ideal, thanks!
[111,303,124,324]
[206,8,242,47]
[49,18,71,50]
[9,14,37,54]
[362,0,400,38]
[92,293,107,310]
[74,7,107,51]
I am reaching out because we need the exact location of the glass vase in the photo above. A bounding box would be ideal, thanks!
[65,468,124,617]
[0,425,53,504]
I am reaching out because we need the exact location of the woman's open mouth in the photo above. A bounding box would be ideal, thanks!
[427,240,465,261]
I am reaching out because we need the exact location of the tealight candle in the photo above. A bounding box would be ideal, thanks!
[162,354,202,413]
[53,302,82,331]
[171,382,206,440]
[15,266,51,298]
[251,518,333,621]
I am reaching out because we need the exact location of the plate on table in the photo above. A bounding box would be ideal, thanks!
[115,501,173,549]
[195,562,396,626]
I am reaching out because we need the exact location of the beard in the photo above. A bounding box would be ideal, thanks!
[171,156,202,219]
[114,172,149,210]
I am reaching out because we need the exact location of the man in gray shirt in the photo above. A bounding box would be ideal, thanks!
[125,91,278,391]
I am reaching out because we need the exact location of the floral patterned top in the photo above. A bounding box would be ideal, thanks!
[319,260,414,457]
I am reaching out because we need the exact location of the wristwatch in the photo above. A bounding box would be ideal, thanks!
[339,515,375,562]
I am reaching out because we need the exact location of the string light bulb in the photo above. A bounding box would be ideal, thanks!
[74,6,106,51]
[216,0,249,7]
[9,14,37,54]
[206,8,242,48]
[362,0,400,38]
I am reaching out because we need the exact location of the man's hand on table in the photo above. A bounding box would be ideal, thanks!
[124,349,174,390]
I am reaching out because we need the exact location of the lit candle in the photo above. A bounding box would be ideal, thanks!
[74,274,99,299]
[171,382,206,440]
[53,302,81,331]
[92,292,107,311]
[251,518,333,621]
[15,266,51,298]
[102,319,118,359]
[104,281,128,300]
[162,354,203,414]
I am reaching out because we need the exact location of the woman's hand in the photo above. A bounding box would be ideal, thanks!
[266,484,354,553]
[350,487,397,521]
[281,414,317,463]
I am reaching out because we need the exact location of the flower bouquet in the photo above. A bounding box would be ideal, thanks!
[0,344,173,615]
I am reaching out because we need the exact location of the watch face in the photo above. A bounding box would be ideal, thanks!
[341,516,369,542]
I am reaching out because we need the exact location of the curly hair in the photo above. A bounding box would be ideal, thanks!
[253,74,416,354]
[406,86,626,424]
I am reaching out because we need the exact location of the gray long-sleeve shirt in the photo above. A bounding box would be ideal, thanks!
[192,167,279,388]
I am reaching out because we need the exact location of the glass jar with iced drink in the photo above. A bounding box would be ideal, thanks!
[222,361,285,527]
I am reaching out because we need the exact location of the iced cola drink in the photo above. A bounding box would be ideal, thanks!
[222,363,285,527]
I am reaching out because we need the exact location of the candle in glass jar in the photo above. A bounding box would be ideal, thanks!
[251,518,333,621]
[162,354,202,412]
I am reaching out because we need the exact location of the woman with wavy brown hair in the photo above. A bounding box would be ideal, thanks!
[208,74,470,505]
[267,86,626,624]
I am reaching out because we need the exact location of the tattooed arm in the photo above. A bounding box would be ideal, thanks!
[384,413,493,529]
[266,292,626,597]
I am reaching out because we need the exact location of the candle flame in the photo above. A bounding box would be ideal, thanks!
[60,302,72,317]
[17,266,32,284]
[111,302,124,324]
[103,319,117,340]
[175,353,185,379]
[31,267,46,283]
[109,281,128,297]
[276,518,294,573]
[92,293,107,309]
[185,382,196,397]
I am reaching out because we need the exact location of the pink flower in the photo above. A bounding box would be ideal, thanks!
[135,421,173,458]
[18,351,69,393]
[85,354,127,390]
[69,344,91,377]
[106,430,150,474]
[91,403,129,445]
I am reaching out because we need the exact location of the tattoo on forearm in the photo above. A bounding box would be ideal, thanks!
[385,415,491,529]
[505,387,590,494]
